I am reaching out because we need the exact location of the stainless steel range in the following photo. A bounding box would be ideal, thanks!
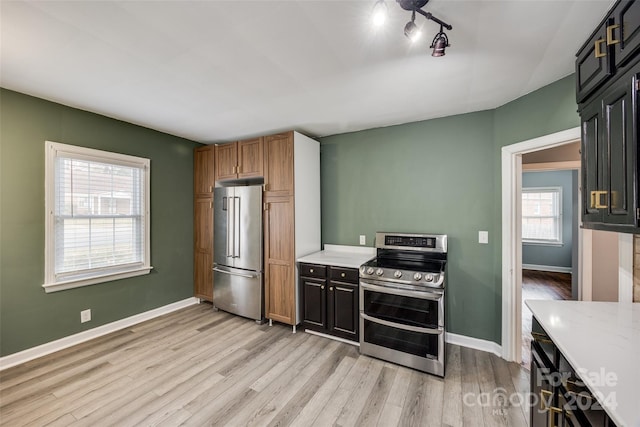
[359,232,447,377]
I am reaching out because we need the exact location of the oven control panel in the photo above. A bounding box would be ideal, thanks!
[376,232,447,253]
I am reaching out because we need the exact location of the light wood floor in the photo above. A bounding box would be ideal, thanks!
[521,270,572,368]
[0,303,530,427]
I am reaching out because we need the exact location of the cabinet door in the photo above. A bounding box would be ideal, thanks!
[576,20,613,102]
[302,277,326,328]
[264,132,294,196]
[602,74,637,226]
[215,142,238,181]
[613,0,640,67]
[264,196,295,325]
[581,99,604,224]
[194,146,215,196]
[328,282,358,340]
[238,137,263,179]
[530,351,553,427]
[194,197,213,301]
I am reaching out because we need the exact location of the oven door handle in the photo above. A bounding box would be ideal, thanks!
[361,313,444,335]
[360,281,442,301]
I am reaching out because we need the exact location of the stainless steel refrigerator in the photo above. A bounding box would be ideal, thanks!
[213,185,263,321]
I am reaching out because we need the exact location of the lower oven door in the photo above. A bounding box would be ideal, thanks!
[359,280,445,376]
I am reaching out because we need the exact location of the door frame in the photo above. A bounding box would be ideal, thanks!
[501,127,582,363]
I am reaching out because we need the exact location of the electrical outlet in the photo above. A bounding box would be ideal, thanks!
[479,231,489,244]
[80,309,91,323]
[359,235,366,245]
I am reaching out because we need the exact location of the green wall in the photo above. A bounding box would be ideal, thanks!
[0,89,199,356]
[320,75,580,343]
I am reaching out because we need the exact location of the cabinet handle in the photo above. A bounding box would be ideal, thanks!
[310,268,314,273]
[540,389,553,411]
[606,24,620,45]
[329,287,333,291]
[209,186,213,192]
[341,272,346,278]
[590,190,608,209]
[594,39,607,58]
[321,285,324,290]
[531,331,553,344]
[548,406,563,427]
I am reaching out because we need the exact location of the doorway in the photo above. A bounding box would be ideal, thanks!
[500,127,583,364]
[519,151,580,367]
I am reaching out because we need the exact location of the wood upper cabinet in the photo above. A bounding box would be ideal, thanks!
[194,145,215,196]
[263,132,294,195]
[215,137,263,182]
[194,146,215,302]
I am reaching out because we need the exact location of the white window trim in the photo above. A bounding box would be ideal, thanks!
[43,141,152,293]
[522,186,563,246]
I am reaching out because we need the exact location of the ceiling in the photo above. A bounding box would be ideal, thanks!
[1,1,613,143]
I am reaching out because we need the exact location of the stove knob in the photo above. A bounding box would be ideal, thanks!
[360,266,366,275]
[376,268,384,276]
[393,270,403,278]
[413,273,422,281]
[425,274,434,282]
[367,267,375,275]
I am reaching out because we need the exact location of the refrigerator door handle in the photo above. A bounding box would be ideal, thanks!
[227,196,234,258]
[234,197,241,258]
[213,267,257,279]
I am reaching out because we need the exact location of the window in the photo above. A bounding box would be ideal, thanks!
[522,187,562,245]
[44,141,151,292]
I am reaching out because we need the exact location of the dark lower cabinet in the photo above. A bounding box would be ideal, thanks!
[530,317,616,427]
[300,263,359,342]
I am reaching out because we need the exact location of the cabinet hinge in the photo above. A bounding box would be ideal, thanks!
[636,80,640,91]
[637,208,640,220]
[264,203,268,211]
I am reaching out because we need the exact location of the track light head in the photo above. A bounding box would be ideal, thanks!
[372,0,387,27]
[404,11,421,42]
[430,29,449,57]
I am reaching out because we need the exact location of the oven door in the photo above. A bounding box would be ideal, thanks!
[360,280,443,329]
[359,280,445,375]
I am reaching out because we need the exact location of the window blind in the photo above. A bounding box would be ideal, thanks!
[54,156,145,279]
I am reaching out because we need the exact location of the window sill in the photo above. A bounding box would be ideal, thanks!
[522,241,563,247]
[42,266,153,293]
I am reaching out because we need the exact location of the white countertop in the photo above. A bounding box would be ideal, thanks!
[296,244,376,269]
[526,300,640,427]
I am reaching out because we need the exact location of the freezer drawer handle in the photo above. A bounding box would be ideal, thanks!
[213,267,257,279]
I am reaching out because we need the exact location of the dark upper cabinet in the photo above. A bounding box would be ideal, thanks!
[300,263,359,342]
[578,0,640,233]
[613,0,640,67]
[581,98,604,224]
[576,20,613,103]
[602,74,637,226]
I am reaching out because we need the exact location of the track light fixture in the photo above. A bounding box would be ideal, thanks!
[371,0,452,56]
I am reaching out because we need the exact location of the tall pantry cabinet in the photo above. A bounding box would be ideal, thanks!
[193,145,215,301]
[263,131,320,328]
[193,131,320,327]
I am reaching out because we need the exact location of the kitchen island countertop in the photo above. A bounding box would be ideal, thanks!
[297,245,375,269]
[526,300,640,427]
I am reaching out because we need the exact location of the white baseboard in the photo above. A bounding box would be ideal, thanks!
[445,332,502,358]
[522,264,572,274]
[0,297,199,371]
